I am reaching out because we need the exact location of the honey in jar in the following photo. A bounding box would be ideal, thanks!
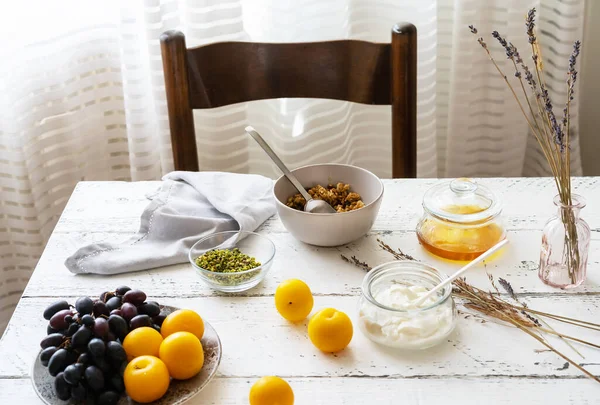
[416,178,505,261]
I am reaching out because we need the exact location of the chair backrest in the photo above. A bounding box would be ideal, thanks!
[160,24,417,178]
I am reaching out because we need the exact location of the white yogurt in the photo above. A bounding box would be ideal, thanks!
[358,284,455,349]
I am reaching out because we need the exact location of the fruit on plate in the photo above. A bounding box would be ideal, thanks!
[307,308,353,352]
[274,279,314,322]
[39,286,171,403]
[249,376,294,405]
[161,309,205,340]
[159,331,204,380]
[123,355,170,403]
[123,326,163,361]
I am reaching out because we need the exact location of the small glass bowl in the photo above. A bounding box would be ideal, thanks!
[357,261,457,350]
[189,230,276,293]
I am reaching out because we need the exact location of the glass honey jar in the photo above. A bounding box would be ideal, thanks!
[416,178,505,261]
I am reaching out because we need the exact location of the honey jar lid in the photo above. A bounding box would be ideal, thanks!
[422,178,502,224]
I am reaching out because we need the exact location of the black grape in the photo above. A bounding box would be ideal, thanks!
[47,324,59,335]
[123,289,146,306]
[106,296,122,311]
[75,296,94,315]
[115,286,131,296]
[108,374,125,393]
[48,348,69,376]
[88,338,106,360]
[106,341,127,363]
[40,333,64,349]
[118,361,127,376]
[138,301,160,317]
[153,313,166,326]
[109,358,126,371]
[77,352,90,365]
[97,390,120,405]
[151,324,161,334]
[71,325,92,348]
[94,357,112,373]
[110,309,123,317]
[63,363,85,385]
[93,317,109,338]
[93,301,110,317]
[120,303,137,321]
[49,309,73,330]
[65,323,79,337]
[106,332,117,342]
[54,372,71,400]
[108,315,128,340]
[129,314,152,330]
[70,383,87,400]
[85,365,104,392]
[100,291,115,303]
[66,349,79,364]
[43,300,70,320]
[64,315,74,324]
[81,314,95,327]
[40,346,58,367]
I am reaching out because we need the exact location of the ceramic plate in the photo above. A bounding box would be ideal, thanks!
[32,305,222,404]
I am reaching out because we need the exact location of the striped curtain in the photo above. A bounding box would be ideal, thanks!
[439,0,584,177]
[0,0,585,334]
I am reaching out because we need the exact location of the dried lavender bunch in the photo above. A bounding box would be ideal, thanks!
[469,8,583,283]
[567,41,581,101]
[498,277,515,297]
[340,254,371,272]
[377,238,416,261]
[497,276,587,355]
[339,248,600,383]
[510,43,536,89]
[497,277,542,326]
[563,41,581,143]
[526,8,536,44]
[453,277,600,383]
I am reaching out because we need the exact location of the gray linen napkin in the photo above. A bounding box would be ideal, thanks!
[65,171,276,275]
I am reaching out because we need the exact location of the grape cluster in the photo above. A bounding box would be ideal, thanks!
[41,286,165,404]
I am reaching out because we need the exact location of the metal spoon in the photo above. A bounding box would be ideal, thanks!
[245,126,337,214]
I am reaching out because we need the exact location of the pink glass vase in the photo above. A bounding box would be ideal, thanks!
[539,194,590,289]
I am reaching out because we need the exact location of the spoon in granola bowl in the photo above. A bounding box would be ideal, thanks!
[245,126,337,214]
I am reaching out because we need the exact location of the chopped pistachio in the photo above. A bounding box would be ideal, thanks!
[195,248,261,285]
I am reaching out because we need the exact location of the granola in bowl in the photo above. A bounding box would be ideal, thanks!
[285,183,365,213]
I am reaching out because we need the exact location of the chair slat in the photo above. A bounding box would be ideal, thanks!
[160,23,417,178]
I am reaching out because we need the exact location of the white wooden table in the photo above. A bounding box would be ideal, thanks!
[1,178,599,404]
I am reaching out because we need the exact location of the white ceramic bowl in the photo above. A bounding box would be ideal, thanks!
[273,163,384,246]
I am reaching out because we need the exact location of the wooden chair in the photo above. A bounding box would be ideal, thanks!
[160,24,417,178]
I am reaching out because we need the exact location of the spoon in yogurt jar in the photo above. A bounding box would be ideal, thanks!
[413,238,509,306]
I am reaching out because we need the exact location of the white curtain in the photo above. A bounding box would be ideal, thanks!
[0,0,585,333]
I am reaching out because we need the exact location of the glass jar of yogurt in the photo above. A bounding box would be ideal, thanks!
[357,261,457,350]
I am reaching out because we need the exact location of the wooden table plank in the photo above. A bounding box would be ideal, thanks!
[23,229,600,298]
[53,179,600,234]
[3,296,599,379]
[1,377,596,405]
